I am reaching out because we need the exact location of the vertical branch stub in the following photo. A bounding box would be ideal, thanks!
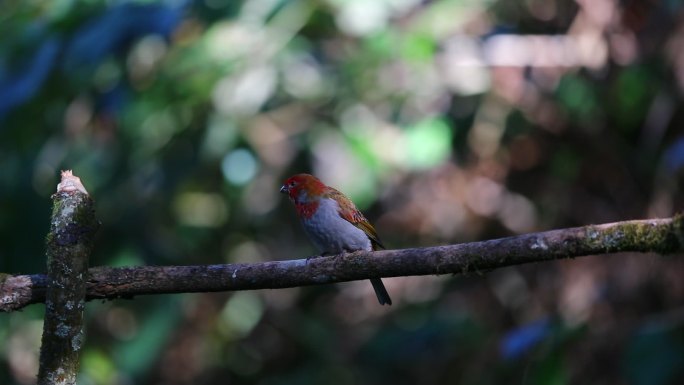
[37,170,98,385]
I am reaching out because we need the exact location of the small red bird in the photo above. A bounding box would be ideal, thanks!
[280,174,392,305]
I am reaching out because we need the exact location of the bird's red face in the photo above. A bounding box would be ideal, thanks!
[279,174,325,203]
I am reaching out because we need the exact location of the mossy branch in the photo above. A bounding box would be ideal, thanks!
[37,171,98,385]
[1,215,681,313]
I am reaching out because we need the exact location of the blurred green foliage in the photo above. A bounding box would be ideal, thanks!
[1,0,684,384]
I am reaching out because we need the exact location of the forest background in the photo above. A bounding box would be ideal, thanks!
[1,0,683,384]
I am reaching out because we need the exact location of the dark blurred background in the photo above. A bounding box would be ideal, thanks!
[1,0,683,384]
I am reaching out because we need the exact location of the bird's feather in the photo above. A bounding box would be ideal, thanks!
[325,187,385,251]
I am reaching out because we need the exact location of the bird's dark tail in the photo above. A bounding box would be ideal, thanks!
[370,278,392,305]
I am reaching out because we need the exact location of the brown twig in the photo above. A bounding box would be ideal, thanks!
[1,216,681,313]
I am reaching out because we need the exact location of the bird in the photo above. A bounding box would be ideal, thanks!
[279,173,392,305]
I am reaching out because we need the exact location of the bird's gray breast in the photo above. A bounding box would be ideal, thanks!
[301,198,372,254]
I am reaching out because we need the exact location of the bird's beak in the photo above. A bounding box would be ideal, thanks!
[279,185,288,194]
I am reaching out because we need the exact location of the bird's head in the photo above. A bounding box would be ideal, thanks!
[280,174,326,203]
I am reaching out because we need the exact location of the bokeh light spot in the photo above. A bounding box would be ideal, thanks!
[212,66,277,115]
[335,1,388,37]
[312,130,376,208]
[81,349,117,385]
[173,192,229,227]
[404,118,452,169]
[219,292,264,339]
[221,148,259,185]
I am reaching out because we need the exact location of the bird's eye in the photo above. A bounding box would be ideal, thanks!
[289,181,296,187]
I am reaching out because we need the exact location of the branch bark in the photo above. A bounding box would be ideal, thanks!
[37,171,98,385]
[1,216,682,313]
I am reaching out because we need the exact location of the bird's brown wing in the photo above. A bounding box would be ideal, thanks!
[326,187,385,250]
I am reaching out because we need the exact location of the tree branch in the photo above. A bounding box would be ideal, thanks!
[1,216,682,313]
[37,171,98,385]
